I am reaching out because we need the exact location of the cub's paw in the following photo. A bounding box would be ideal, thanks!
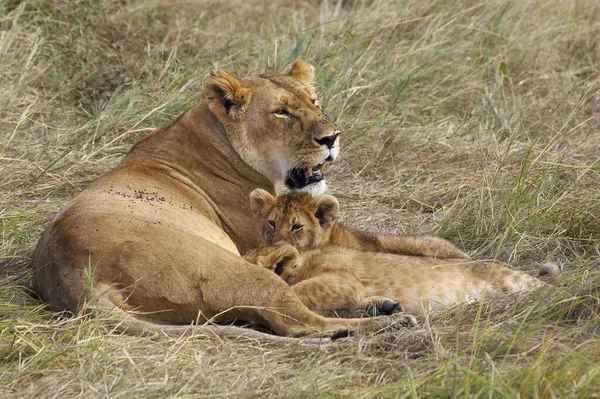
[364,296,404,317]
[244,243,298,275]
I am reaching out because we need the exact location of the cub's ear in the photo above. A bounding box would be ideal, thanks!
[288,59,315,86]
[202,69,251,118]
[249,189,276,217]
[313,194,339,228]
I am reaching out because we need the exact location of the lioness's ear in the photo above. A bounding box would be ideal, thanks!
[314,194,339,228]
[288,59,315,86]
[249,189,276,217]
[202,69,251,118]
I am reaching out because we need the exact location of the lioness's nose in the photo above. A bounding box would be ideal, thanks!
[315,132,340,149]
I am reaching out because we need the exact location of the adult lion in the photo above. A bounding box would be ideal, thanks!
[32,60,463,338]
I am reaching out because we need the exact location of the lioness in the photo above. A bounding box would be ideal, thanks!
[33,60,465,338]
[247,190,553,317]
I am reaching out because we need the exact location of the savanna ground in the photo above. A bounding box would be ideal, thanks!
[1,0,599,397]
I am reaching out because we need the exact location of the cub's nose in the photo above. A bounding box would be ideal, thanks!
[315,132,340,149]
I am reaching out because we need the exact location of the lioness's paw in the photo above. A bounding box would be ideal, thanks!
[336,312,418,339]
[384,312,419,329]
[360,311,418,335]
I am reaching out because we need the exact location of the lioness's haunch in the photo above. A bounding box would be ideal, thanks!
[247,190,556,317]
[33,60,423,338]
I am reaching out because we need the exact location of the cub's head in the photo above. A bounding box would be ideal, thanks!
[249,189,340,249]
[202,60,340,195]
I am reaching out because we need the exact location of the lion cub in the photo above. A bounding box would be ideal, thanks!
[246,190,550,317]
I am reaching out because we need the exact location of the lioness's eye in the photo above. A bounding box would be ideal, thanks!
[273,108,291,118]
[291,224,303,232]
[268,220,276,229]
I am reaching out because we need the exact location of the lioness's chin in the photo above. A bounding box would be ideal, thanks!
[294,180,328,197]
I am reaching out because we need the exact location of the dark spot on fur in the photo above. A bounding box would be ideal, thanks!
[382,300,400,313]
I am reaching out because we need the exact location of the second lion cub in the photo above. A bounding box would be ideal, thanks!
[246,189,551,317]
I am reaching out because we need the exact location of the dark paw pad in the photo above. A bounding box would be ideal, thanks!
[382,300,400,313]
[367,300,402,316]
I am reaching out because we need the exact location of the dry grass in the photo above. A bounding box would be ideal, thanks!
[1,0,600,397]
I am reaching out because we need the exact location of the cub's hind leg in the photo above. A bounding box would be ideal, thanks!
[289,272,367,316]
[288,273,401,318]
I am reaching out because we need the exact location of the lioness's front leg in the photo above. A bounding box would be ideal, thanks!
[244,245,370,315]
[244,246,367,316]
[244,246,409,321]
[202,251,417,336]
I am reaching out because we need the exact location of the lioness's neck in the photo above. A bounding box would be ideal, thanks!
[124,103,265,181]
[121,101,275,252]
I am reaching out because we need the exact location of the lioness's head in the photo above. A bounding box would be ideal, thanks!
[202,59,340,195]
[249,189,340,248]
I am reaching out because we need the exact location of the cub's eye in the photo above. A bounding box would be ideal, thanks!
[290,224,303,232]
[268,220,276,229]
[273,108,292,119]
[311,98,321,108]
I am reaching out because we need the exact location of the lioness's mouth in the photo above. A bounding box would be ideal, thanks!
[286,163,326,189]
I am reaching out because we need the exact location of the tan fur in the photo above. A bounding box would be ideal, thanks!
[31,60,417,338]
[242,244,391,318]
[288,59,315,87]
[248,191,547,317]
[249,189,470,259]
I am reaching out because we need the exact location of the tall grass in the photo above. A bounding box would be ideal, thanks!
[1,0,599,397]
